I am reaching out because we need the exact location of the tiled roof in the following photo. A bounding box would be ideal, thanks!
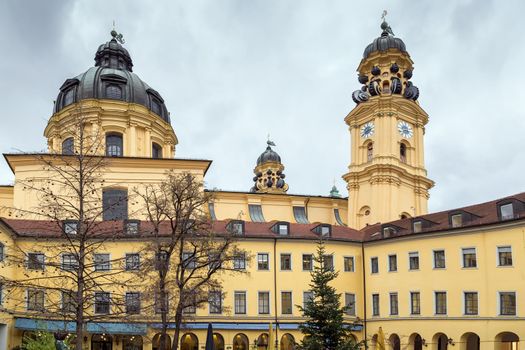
[1,192,524,243]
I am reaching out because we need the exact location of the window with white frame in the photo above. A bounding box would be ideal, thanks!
[498,246,513,266]
[302,254,313,271]
[410,292,420,315]
[462,248,477,268]
[209,290,222,314]
[257,253,269,270]
[388,254,397,272]
[125,253,140,271]
[281,292,292,314]
[345,293,356,316]
[499,203,514,220]
[409,252,419,270]
[94,292,110,314]
[280,254,291,270]
[464,292,478,315]
[499,292,516,315]
[234,291,247,314]
[371,257,379,274]
[372,294,379,316]
[258,291,270,314]
[390,293,398,315]
[433,250,446,269]
[94,254,110,271]
[435,291,447,315]
[344,256,355,272]
[234,253,246,270]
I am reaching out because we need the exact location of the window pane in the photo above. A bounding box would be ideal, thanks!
[126,292,140,314]
[281,292,292,314]
[498,246,513,266]
[234,253,246,270]
[323,255,334,271]
[462,248,477,268]
[371,257,378,273]
[372,294,379,316]
[27,289,44,311]
[500,203,514,220]
[152,143,163,159]
[258,253,269,270]
[388,255,397,272]
[390,293,398,315]
[106,134,123,157]
[434,250,446,268]
[411,292,420,314]
[280,254,291,270]
[435,292,447,314]
[304,291,314,311]
[95,292,110,314]
[105,84,122,100]
[413,221,422,233]
[409,252,419,270]
[345,293,356,315]
[234,292,246,314]
[258,292,270,314]
[451,214,463,227]
[344,257,354,272]
[500,292,516,315]
[209,291,222,314]
[27,253,45,270]
[302,254,313,271]
[464,292,478,315]
[94,254,110,271]
[125,254,140,270]
[103,189,128,221]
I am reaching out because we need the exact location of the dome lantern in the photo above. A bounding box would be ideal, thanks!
[250,140,289,194]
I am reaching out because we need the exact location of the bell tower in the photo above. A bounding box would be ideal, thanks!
[343,17,434,228]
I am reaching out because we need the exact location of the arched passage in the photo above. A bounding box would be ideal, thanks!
[152,333,172,350]
[258,333,269,350]
[371,334,378,350]
[280,334,295,350]
[389,334,401,350]
[409,333,423,350]
[214,333,225,350]
[233,333,249,350]
[122,335,143,350]
[433,333,448,350]
[495,332,519,350]
[460,333,480,350]
[181,333,199,350]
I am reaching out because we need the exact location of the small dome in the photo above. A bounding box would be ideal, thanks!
[257,142,281,165]
[53,32,170,124]
[363,21,407,59]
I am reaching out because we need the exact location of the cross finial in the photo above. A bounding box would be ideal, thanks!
[381,10,387,21]
[266,134,276,147]
[110,21,125,44]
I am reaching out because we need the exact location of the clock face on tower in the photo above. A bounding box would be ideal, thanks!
[397,121,413,138]
[360,122,374,139]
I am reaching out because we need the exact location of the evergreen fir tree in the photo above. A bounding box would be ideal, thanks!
[298,240,359,350]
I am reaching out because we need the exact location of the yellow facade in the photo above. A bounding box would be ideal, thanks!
[0,20,523,350]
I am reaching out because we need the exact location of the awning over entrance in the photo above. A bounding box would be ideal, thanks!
[151,322,363,332]
[15,318,147,335]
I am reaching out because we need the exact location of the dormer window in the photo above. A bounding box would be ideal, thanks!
[272,222,290,236]
[413,220,422,233]
[451,214,463,228]
[228,220,245,236]
[499,203,514,220]
[313,224,331,237]
[63,220,78,235]
[62,138,74,155]
[382,226,397,238]
[151,97,162,115]
[125,220,140,235]
[105,84,122,100]
[152,143,163,159]
[63,88,75,107]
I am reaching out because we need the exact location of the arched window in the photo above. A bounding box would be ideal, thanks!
[63,88,75,107]
[367,142,373,162]
[152,143,162,159]
[233,334,249,350]
[152,334,172,350]
[400,143,407,163]
[106,133,123,157]
[102,189,128,221]
[62,138,74,155]
[181,333,199,350]
[214,334,225,350]
[105,84,122,100]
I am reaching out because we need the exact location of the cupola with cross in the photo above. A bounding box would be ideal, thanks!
[343,13,434,228]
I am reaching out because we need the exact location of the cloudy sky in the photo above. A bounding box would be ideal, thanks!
[0,0,524,213]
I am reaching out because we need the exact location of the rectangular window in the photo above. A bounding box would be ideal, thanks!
[234,253,246,270]
[371,257,379,274]
[126,292,141,314]
[451,214,463,228]
[155,292,169,314]
[278,223,289,235]
[323,255,334,271]
[27,289,45,311]
[155,251,169,270]
[281,292,292,314]
[183,297,196,314]
[63,220,78,235]
[231,221,244,235]
[410,292,420,315]
[388,254,397,272]
[372,294,380,316]
[462,248,477,268]
[102,189,128,220]
[302,254,313,271]
[409,252,419,270]
[125,221,139,235]
[61,290,76,313]
[94,254,110,271]
[234,291,247,314]
[62,254,78,271]
[464,292,478,315]
[208,252,221,270]
[280,254,291,270]
[500,203,514,220]
[94,292,110,314]
[125,253,140,271]
[344,257,355,272]
[303,291,314,310]
[500,292,516,315]
[182,252,196,269]
[257,253,269,270]
[390,293,398,315]
[413,221,423,233]
[435,291,447,315]
[209,291,222,314]
[498,246,513,266]
[345,293,356,316]
[258,291,270,314]
[27,253,45,270]
[434,250,446,269]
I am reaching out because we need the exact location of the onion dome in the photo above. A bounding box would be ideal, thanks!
[53,30,171,123]
[363,20,407,59]
[256,141,282,165]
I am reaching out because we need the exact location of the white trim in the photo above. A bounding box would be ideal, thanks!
[280,290,293,315]
[233,290,248,315]
[408,251,420,271]
[371,293,380,317]
[497,291,517,316]
[389,292,399,316]
[301,253,314,271]
[388,254,398,272]
[409,290,421,315]
[256,252,270,271]
[279,252,292,271]
[432,249,446,269]
[257,290,271,315]
[460,247,477,269]
[93,252,111,272]
[462,290,479,316]
[370,256,379,274]
[434,290,447,316]
[343,255,355,272]
[344,292,357,316]
[496,245,513,267]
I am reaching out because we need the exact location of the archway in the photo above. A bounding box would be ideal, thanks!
[433,333,448,350]
[122,335,143,350]
[92,334,113,350]
[495,332,519,350]
[181,333,199,350]
[409,333,423,350]
[152,333,172,350]
[214,333,225,350]
[233,333,249,350]
[371,334,378,350]
[389,334,401,350]
[258,333,269,350]
[280,334,295,350]
[460,333,480,350]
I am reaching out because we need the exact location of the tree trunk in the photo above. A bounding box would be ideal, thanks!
[171,306,183,350]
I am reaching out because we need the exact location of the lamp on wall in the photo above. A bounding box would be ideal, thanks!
[421,339,427,347]
[448,338,455,346]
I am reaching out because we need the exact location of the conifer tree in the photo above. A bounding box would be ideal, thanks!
[298,240,359,350]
